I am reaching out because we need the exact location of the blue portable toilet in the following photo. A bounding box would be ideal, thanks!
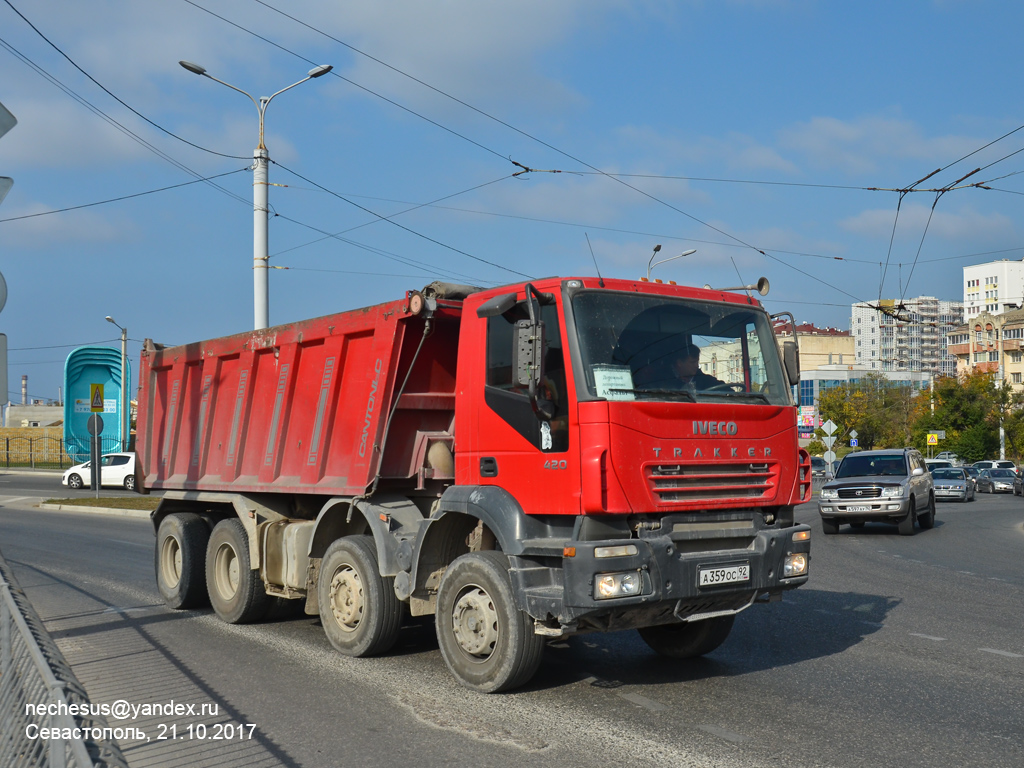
[64,346,131,463]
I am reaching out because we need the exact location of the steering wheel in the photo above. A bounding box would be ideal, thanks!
[705,382,744,392]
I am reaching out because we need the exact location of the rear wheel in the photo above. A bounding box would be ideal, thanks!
[156,513,210,609]
[821,518,840,535]
[318,536,403,657]
[638,615,736,659]
[436,551,545,693]
[123,474,136,491]
[206,518,270,624]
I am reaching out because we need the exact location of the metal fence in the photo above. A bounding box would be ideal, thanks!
[0,437,124,470]
[0,549,129,768]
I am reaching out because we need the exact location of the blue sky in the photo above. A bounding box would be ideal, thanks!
[2,0,1023,404]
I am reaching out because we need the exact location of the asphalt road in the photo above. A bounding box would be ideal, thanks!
[1,479,1022,768]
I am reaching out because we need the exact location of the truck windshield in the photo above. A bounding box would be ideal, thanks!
[571,290,791,405]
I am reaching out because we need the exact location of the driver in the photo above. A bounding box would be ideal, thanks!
[671,343,725,391]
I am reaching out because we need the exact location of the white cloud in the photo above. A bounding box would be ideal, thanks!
[840,203,1016,242]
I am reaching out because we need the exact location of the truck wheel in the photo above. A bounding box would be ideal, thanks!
[821,518,839,535]
[918,495,936,530]
[206,518,270,624]
[156,513,210,609]
[435,551,544,693]
[318,536,403,657]
[638,615,735,659]
[898,505,916,536]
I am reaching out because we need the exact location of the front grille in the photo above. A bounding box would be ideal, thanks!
[837,487,883,499]
[647,462,775,503]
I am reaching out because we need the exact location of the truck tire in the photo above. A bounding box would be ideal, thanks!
[918,495,936,529]
[435,551,545,693]
[156,513,210,609]
[206,518,270,624]
[318,536,403,657]
[638,614,735,659]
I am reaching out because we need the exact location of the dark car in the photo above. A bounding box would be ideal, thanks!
[818,448,935,536]
[810,455,832,480]
[976,468,1016,493]
[1015,470,1023,496]
[931,467,975,503]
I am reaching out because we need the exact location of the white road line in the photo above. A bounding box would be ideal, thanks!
[910,633,945,641]
[617,692,668,712]
[979,648,1023,659]
[697,725,750,743]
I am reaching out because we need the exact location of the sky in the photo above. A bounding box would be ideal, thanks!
[2,0,1023,404]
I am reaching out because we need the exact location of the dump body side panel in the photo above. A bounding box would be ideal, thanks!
[137,297,455,496]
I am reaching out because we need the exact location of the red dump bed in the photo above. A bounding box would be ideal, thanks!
[136,294,462,496]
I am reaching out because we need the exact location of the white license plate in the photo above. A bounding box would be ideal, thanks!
[846,505,871,512]
[698,564,749,587]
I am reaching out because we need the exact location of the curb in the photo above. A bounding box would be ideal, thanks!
[37,503,153,519]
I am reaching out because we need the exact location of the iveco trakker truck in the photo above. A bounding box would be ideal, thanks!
[139,276,811,692]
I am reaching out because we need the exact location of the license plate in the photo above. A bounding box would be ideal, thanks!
[698,564,749,587]
[846,505,870,512]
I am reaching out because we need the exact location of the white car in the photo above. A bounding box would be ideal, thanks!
[62,452,136,491]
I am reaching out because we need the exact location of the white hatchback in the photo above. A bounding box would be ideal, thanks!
[62,452,136,491]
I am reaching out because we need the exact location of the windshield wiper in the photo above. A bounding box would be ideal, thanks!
[610,388,696,402]
[701,390,771,403]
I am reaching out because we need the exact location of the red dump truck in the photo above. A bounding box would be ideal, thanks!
[138,276,811,692]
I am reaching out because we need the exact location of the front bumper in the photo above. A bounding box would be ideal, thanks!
[935,486,968,501]
[510,516,810,632]
[819,496,911,520]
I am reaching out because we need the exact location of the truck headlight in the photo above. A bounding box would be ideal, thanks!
[594,571,642,599]
[819,488,838,499]
[881,486,904,498]
[783,553,808,578]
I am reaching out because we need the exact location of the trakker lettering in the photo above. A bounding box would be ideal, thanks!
[693,420,738,436]
[358,359,383,457]
[653,446,773,458]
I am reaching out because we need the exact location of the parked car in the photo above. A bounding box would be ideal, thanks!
[975,468,1016,493]
[931,467,975,503]
[810,455,832,480]
[934,451,960,465]
[924,459,953,473]
[62,452,136,491]
[817,448,934,536]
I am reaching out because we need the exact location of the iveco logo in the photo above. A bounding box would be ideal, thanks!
[693,420,738,436]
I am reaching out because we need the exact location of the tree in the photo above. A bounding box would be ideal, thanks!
[816,373,918,450]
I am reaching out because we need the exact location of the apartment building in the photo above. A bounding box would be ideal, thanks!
[963,260,1024,321]
[851,297,962,376]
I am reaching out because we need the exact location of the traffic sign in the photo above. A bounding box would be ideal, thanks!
[822,436,836,448]
[90,383,105,412]
[927,433,938,445]
[849,429,858,439]
[823,450,836,463]
[850,438,859,447]
[823,419,837,435]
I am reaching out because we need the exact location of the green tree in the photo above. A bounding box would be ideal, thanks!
[816,373,917,450]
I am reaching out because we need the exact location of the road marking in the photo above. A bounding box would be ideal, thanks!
[697,725,750,743]
[618,692,668,712]
[979,648,1023,658]
[910,633,945,641]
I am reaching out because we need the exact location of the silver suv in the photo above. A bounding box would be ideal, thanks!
[818,448,935,536]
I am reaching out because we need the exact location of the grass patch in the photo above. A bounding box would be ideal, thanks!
[45,496,160,511]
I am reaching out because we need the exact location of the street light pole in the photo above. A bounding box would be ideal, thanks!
[179,61,333,330]
[105,316,128,451]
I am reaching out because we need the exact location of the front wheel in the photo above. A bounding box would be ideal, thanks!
[436,551,545,693]
[638,615,736,659]
[918,495,936,530]
[821,517,839,535]
[67,473,83,490]
[205,518,270,624]
[318,536,403,657]
[898,506,916,536]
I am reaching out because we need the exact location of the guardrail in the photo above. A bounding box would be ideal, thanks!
[0,548,129,768]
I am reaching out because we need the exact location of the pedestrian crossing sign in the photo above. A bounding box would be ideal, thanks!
[90,383,104,413]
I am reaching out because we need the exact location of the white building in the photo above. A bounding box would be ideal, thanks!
[851,297,962,376]
[963,259,1024,321]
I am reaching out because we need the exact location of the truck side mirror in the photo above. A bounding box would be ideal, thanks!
[783,340,800,386]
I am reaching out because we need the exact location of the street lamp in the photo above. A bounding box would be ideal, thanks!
[179,60,333,330]
[105,316,128,451]
[647,245,698,280]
